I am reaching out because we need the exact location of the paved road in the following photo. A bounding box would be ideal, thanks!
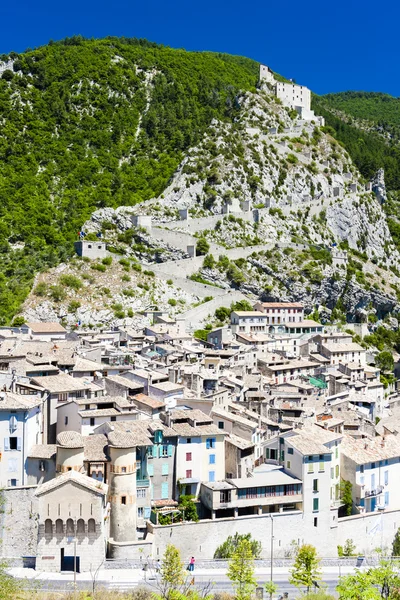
[10,565,359,597]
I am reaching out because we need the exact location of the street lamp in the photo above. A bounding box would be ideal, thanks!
[270,514,274,597]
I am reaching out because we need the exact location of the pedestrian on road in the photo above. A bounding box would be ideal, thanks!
[189,557,195,572]
[155,559,161,574]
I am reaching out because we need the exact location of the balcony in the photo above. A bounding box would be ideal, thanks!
[365,485,384,498]
[136,478,150,488]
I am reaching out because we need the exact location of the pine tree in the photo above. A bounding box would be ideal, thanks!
[159,544,185,599]
[393,528,400,556]
[227,538,258,600]
[289,544,321,593]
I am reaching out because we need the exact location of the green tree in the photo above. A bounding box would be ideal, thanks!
[393,528,400,557]
[159,544,185,599]
[289,544,321,593]
[227,538,258,600]
[264,580,278,600]
[179,495,199,522]
[336,570,381,600]
[375,351,394,374]
[0,562,20,600]
[203,254,215,269]
[369,560,400,600]
[214,533,262,559]
[340,480,353,516]
[196,238,210,256]
[342,539,356,557]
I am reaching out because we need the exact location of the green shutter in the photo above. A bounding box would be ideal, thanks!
[168,444,173,457]
[147,464,154,477]
[159,445,163,458]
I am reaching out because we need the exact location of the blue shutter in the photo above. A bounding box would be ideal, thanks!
[148,446,154,457]
[168,444,173,457]
[206,439,210,449]
[385,470,389,485]
[385,492,389,506]
[147,464,154,477]
[144,507,151,519]
[4,438,9,451]
[150,485,154,500]
[161,482,169,499]
[159,445,163,458]
[17,438,22,451]
[209,454,215,465]
[211,438,216,448]
[209,471,215,482]
[162,463,169,475]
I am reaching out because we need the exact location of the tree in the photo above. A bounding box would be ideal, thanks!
[369,560,400,600]
[336,570,381,600]
[203,254,215,269]
[214,533,262,559]
[264,580,278,600]
[340,480,353,516]
[342,539,356,557]
[393,528,400,557]
[159,544,185,599]
[0,562,21,600]
[227,538,258,600]
[375,351,394,374]
[196,238,210,256]
[289,544,321,593]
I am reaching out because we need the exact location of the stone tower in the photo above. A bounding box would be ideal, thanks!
[108,431,137,543]
[56,431,85,474]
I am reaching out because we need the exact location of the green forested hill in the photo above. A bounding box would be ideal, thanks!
[0,36,258,322]
[312,92,400,192]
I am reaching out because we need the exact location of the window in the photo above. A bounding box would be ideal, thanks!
[162,445,168,457]
[360,465,364,473]
[287,461,291,469]
[137,488,146,499]
[110,416,116,422]
[88,519,96,533]
[121,496,126,505]
[331,468,334,479]
[162,463,169,476]
[121,467,126,473]
[218,421,224,430]
[45,519,52,535]
[58,393,67,402]
[206,438,216,449]
[313,498,319,512]
[335,465,339,478]
[186,438,191,444]
[161,482,169,499]
[385,470,389,485]
[313,479,319,492]
[64,416,68,425]
[288,447,293,455]
[147,464,154,477]
[90,418,95,427]
[186,452,192,461]
[314,517,318,527]
[137,507,144,519]
[209,454,216,465]
[385,492,389,506]
[319,460,324,472]
[186,470,192,478]
[308,462,314,474]
[371,462,376,469]
[9,479,17,487]
[9,437,19,451]
[209,471,215,482]
[335,448,338,459]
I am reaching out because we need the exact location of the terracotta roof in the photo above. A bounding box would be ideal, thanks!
[28,322,67,333]
[106,375,143,390]
[79,408,120,418]
[32,373,91,393]
[0,392,41,411]
[28,444,57,459]
[57,431,84,448]
[132,393,165,410]
[84,434,109,462]
[108,430,138,448]
[35,469,108,496]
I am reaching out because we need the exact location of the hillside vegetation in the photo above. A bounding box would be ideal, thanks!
[313,91,400,192]
[0,36,258,322]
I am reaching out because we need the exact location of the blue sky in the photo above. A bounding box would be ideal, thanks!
[2,0,397,96]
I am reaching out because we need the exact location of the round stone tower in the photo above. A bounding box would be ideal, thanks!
[56,431,85,474]
[108,431,137,543]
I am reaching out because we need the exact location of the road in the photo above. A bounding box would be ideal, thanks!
[10,565,360,597]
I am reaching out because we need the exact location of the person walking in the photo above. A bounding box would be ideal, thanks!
[189,556,195,572]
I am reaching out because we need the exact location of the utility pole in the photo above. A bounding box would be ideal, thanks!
[74,537,77,591]
[270,514,274,588]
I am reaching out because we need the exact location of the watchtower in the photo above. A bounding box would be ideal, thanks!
[108,431,137,543]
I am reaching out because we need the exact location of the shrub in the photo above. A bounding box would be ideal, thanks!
[168,298,177,306]
[91,263,106,272]
[50,285,66,302]
[196,237,210,255]
[203,254,215,269]
[102,256,112,266]
[132,262,142,272]
[121,275,130,282]
[11,316,25,327]
[143,270,155,277]
[166,279,173,285]
[59,274,83,290]
[287,153,298,165]
[34,282,48,297]
[68,300,81,313]
[119,258,130,267]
